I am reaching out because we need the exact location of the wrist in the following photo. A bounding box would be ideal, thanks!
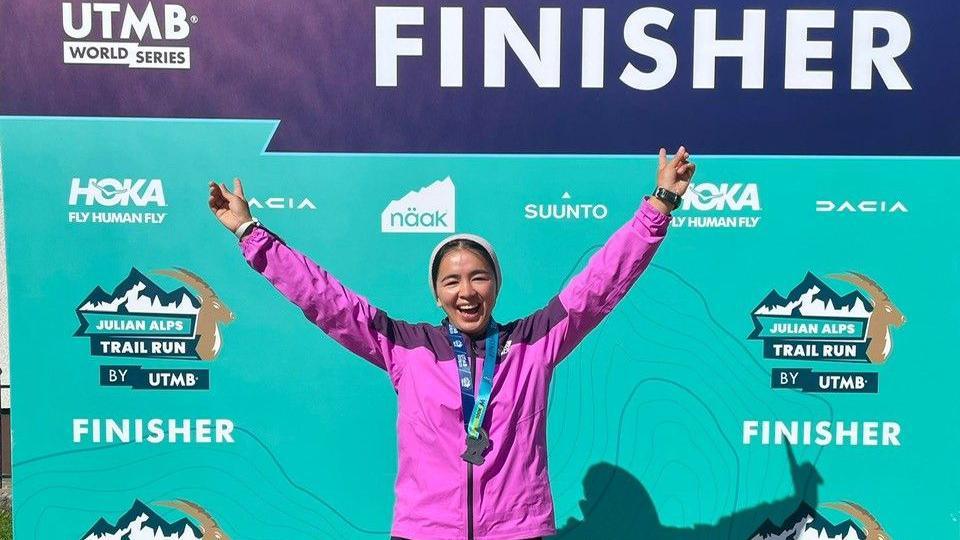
[234,218,260,240]
[646,196,671,216]
[650,186,682,214]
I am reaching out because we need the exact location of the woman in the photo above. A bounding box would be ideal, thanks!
[208,147,695,540]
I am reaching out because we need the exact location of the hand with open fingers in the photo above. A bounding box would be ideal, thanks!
[656,146,696,197]
[208,178,253,233]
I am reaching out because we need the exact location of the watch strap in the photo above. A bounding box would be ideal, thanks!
[652,187,682,210]
[235,218,260,240]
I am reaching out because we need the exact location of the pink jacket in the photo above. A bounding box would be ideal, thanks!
[240,200,670,540]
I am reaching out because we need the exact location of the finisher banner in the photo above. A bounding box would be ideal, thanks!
[1,1,958,539]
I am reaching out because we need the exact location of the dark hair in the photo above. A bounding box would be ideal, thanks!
[431,239,497,292]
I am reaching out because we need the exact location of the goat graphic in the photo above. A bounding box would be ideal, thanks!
[829,272,905,364]
[823,501,891,540]
[156,499,231,540]
[153,267,234,360]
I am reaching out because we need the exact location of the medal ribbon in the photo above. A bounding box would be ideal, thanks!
[445,320,499,439]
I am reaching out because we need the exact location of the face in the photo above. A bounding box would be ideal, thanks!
[435,248,498,337]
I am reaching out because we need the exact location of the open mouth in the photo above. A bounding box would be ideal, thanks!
[457,304,481,320]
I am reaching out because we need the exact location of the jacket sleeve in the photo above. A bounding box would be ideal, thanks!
[548,198,671,365]
[239,226,404,382]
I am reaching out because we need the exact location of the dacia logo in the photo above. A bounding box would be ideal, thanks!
[815,200,908,213]
[248,197,317,210]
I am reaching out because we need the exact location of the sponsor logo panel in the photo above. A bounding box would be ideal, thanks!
[673,181,762,229]
[816,200,908,213]
[248,196,316,210]
[62,2,196,69]
[523,192,608,220]
[381,176,455,233]
[68,177,167,224]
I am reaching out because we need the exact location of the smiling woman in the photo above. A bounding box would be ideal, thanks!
[430,235,501,338]
[208,146,694,540]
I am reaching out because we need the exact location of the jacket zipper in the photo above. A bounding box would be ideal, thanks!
[466,337,476,540]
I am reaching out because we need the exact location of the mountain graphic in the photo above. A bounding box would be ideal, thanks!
[81,499,202,540]
[752,272,872,318]
[749,502,865,540]
[77,268,200,315]
[380,176,455,233]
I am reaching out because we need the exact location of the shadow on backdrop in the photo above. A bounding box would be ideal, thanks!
[553,445,822,540]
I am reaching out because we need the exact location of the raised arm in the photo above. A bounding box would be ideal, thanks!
[209,179,404,382]
[514,148,694,367]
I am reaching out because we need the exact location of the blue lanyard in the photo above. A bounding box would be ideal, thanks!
[445,321,499,439]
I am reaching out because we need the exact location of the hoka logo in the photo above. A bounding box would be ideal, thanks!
[681,182,761,212]
[69,178,166,207]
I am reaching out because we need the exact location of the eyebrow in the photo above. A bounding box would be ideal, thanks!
[440,269,492,281]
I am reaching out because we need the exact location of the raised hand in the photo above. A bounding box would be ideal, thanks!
[208,178,253,233]
[657,145,695,197]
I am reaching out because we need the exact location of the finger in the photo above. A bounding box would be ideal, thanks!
[220,182,237,201]
[679,162,696,178]
[209,182,229,204]
[670,146,686,166]
[658,148,667,169]
[233,178,245,199]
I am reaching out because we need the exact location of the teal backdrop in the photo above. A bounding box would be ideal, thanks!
[1,117,958,538]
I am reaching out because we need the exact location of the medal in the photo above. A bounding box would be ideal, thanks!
[445,321,500,466]
[461,428,491,465]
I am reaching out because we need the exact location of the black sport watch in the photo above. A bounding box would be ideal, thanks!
[652,187,682,210]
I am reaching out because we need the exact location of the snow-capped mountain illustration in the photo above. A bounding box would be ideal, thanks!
[78,268,200,314]
[752,273,872,318]
[81,499,202,540]
[381,176,455,233]
[749,503,865,540]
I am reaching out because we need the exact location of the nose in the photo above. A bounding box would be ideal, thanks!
[458,279,477,299]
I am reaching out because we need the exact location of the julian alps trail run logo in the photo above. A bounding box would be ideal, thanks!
[750,501,891,540]
[748,272,905,393]
[75,268,234,390]
[80,499,231,540]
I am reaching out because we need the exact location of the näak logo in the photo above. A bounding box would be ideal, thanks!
[381,177,455,233]
[748,272,905,393]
